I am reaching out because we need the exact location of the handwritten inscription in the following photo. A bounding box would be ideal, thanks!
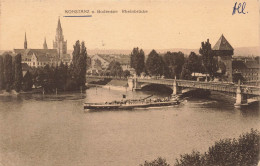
[232,2,248,15]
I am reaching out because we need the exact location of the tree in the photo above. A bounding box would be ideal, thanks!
[72,40,81,65]
[199,40,217,77]
[122,70,130,78]
[130,47,145,75]
[0,56,5,90]
[146,50,164,76]
[21,71,33,91]
[13,54,23,92]
[180,59,192,80]
[187,52,201,75]
[107,60,123,77]
[57,62,68,90]
[42,65,55,92]
[3,54,13,91]
[94,59,102,69]
[86,57,91,70]
[163,51,185,78]
[77,41,87,87]
[71,40,87,89]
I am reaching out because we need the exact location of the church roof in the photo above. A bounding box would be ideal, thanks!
[212,34,234,51]
[14,49,58,57]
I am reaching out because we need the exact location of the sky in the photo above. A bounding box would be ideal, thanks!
[0,0,259,50]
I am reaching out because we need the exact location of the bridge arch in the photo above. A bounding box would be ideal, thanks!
[140,84,173,94]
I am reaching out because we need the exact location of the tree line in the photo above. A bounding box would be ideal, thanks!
[0,40,87,93]
[130,40,226,80]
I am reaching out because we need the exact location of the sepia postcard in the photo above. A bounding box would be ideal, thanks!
[0,0,260,166]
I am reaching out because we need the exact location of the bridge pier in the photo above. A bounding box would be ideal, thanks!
[172,78,182,95]
[128,78,141,91]
[128,78,134,91]
[234,80,248,107]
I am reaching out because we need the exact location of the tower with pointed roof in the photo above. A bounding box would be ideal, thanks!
[212,34,234,82]
[53,17,67,57]
[43,37,48,49]
[24,32,27,49]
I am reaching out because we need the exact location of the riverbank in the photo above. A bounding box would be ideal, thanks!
[86,78,131,91]
[0,90,19,96]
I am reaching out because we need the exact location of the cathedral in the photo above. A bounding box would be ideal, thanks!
[14,18,71,68]
[53,17,67,56]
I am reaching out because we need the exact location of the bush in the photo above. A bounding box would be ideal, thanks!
[140,129,260,166]
[175,129,260,166]
[140,157,170,166]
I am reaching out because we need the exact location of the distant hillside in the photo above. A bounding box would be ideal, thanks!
[234,47,260,57]
[69,47,259,56]
[2,46,259,57]
[68,48,199,56]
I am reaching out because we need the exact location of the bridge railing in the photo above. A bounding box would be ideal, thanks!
[136,78,260,95]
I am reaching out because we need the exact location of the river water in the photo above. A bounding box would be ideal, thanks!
[0,87,259,166]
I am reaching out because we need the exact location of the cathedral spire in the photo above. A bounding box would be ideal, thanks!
[43,37,48,49]
[53,17,67,55]
[24,32,27,49]
[57,17,62,30]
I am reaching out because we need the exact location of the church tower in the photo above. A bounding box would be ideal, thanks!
[24,32,27,49]
[43,37,48,49]
[53,17,67,57]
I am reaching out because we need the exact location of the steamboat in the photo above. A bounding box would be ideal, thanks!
[84,95,180,110]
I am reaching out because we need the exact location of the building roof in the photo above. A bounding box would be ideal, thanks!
[212,34,234,51]
[233,60,259,70]
[14,48,58,57]
[14,48,62,62]
[232,60,247,70]
[35,54,50,62]
[244,61,259,69]
[96,54,130,65]
[60,54,71,60]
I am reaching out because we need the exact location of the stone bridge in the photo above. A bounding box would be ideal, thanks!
[86,75,260,107]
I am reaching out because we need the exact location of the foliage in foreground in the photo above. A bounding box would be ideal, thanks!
[140,157,170,166]
[140,129,260,166]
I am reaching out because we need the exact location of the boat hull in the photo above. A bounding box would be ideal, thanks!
[84,100,179,110]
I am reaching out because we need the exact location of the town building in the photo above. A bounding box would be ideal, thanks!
[232,59,260,86]
[88,54,131,74]
[13,18,71,68]
[212,34,234,82]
